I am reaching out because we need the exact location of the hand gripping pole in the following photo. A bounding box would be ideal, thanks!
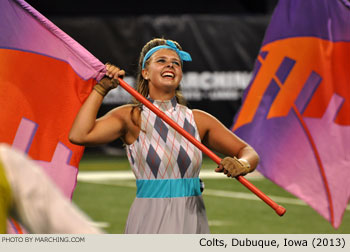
[118,78,286,216]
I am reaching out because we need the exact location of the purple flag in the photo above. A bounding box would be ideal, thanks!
[233,0,350,228]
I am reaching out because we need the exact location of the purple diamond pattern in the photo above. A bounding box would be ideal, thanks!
[183,118,196,137]
[177,146,191,178]
[154,116,169,142]
[127,147,135,164]
[146,145,161,178]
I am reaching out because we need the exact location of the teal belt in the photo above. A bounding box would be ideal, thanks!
[136,178,202,198]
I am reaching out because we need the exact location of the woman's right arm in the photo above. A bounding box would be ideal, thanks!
[69,64,126,146]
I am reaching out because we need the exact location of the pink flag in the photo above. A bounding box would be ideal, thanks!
[233,0,350,228]
[0,0,105,232]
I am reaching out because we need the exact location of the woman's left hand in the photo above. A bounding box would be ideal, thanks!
[215,156,251,178]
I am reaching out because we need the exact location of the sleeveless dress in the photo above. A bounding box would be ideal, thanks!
[125,97,210,234]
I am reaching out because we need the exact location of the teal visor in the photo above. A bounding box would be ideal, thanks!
[142,40,192,69]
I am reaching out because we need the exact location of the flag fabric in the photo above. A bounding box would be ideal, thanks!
[0,0,105,199]
[232,0,350,228]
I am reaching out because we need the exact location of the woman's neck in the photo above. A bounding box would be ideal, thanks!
[148,91,175,101]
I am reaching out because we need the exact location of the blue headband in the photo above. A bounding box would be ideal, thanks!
[142,40,192,69]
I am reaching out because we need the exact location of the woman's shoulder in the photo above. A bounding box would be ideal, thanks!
[106,104,141,120]
[108,103,141,113]
[192,109,214,119]
[192,109,220,128]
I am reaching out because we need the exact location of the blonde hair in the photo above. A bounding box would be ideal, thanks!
[133,38,187,105]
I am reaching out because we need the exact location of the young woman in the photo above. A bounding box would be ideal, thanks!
[69,38,260,233]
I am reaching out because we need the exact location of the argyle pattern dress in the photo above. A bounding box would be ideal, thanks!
[125,97,210,233]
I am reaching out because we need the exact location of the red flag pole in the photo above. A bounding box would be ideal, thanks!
[118,78,286,216]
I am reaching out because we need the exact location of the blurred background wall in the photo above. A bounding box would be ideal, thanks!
[26,0,278,154]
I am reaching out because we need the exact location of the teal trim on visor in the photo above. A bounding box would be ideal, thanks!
[142,40,192,69]
[136,178,201,198]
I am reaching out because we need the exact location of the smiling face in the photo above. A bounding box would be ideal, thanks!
[142,48,183,100]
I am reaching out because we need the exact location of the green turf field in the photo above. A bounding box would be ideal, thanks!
[73,154,350,234]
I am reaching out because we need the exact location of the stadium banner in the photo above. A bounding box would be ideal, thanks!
[233,0,350,228]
